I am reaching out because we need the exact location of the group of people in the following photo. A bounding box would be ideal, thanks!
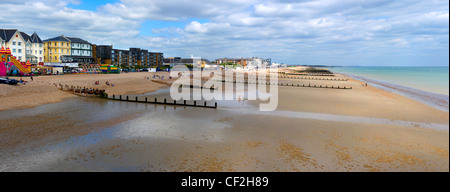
[94,80,114,87]
[19,78,27,85]
[106,81,115,87]
[148,75,172,80]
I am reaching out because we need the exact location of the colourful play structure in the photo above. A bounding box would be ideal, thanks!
[0,47,32,76]
[79,64,102,74]
[100,64,119,74]
[1,47,120,76]
[78,64,119,74]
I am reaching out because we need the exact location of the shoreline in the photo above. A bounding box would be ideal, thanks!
[334,72,449,112]
[328,66,449,96]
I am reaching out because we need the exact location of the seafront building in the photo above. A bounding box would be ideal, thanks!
[43,35,72,63]
[0,29,44,63]
[66,37,93,64]
[215,57,271,68]
[164,57,211,68]
[94,45,164,68]
[3,29,164,69]
[43,35,93,64]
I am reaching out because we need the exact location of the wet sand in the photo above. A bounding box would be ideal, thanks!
[0,70,448,172]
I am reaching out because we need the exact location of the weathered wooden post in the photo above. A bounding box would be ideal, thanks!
[145,97,148,102]
[120,95,122,100]
[126,96,129,101]
[194,101,197,106]
[113,95,115,99]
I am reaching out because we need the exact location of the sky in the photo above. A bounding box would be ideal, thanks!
[0,0,448,66]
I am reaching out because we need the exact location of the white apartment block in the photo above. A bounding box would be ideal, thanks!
[0,29,44,63]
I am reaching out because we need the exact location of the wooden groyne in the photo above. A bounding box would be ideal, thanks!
[174,84,218,90]
[279,76,349,81]
[219,80,352,90]
[287,73,335,77]
[55,83,217,109]
[107,95,217,109]
[55,84,107,97]
[277,72,335,77]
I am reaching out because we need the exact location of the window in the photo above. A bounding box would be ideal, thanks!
[67,43,69,47]
[12,41,16,46]
[18,49,22,53]
[40,44,42,48]
[55,56,57,61]
[13,49,16,53]
[35,50,37,54]
[19,56,22,61]
[55,42,57,46]
[40,51,42,54]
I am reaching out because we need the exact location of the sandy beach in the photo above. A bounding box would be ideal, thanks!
[0,72,175,112]
[0,69,448,172]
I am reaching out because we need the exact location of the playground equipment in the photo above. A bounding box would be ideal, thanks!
[79,64,102,74]
[0,46,31,76]
[79,64,120,74]
[100,64,119,74]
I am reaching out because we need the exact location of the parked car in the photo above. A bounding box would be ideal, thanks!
[0,77,18,85]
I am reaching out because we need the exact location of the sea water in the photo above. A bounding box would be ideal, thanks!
[330,66,449,112]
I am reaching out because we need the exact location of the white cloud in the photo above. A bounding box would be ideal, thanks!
[0,0,448,66]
